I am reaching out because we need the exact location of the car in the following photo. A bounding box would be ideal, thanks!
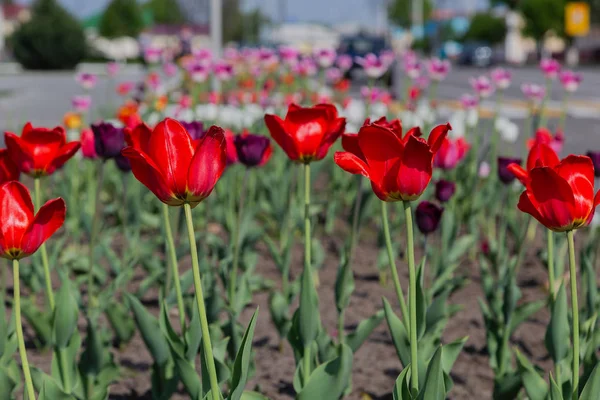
[457,41,495,67]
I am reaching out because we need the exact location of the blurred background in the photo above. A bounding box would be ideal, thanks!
[1,0,599,69]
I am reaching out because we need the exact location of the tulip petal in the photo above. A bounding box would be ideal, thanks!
[4,132,34,174]
[556,155,595,223]
[148,118,195,197]
[47,141,81,175]
[398,136,434,200]
[427,123,451,153]
[517,190,546,227]
[341,133,363,160]
[358,124,403,185]
[334,151,370,178]
[187,126,226,206]
[507,163,528,185]
[122,147,178,206]
[286,107,328,159]
[124,123,152,153]
[21,198,66,256]
[528,167,576,231]
[527,143,559,171]
[0,181,34,256]
[0,149,20,182]
[22,122,33,135]
[264,114,299,160]
[316,117,345,160]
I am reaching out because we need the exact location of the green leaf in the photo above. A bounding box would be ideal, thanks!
[392,366,412,400]
[382,298,410,366]
[545,284,569,363]
[441,337,468,374]
[446,235,475,264]
[124,293,170,365]
[52,283,79,349]
[296,344,353,400]
[416,262,426,340]
[346,310,384,353]
[298,267,320,347]
[0,366,17,400]
[509,300,545,335]
[21,300,52,346]
[334,255,355,313]
[549,374,564,400]
[172,351,202,400]
[492,372,522,400]
[417,346,445,400]
[228,309,259,400]
[105,301,135,346]
[580,362,600,400]
[514,348,548,400]
[240,391,270,400]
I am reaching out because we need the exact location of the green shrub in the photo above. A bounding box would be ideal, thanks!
[463,13,507,45]
[10,0,87,70]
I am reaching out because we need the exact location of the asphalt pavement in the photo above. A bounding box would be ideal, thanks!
[0,65,599,154]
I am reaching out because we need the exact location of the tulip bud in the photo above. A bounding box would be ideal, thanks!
[498,157,522,184]
[80,128,97,159]
[586,151,600,178]
[234,133,272,168]
[415,201,443,235]
[435,180,455,203]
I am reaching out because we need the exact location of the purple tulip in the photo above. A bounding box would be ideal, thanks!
[92,122,126,159]
[435,180,456,203]
[180,121,205,141]
[234,133,272,167]
[498,157,522,184]
[586,151,600,178]
[416,201,444,235]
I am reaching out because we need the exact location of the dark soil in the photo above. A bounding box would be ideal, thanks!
[7,222,557,400]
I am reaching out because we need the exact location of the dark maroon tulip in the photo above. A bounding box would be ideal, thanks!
[115,154,131,172]
[415,201,443,235]
[435,180,456,203]
[180,120,205,141]
[234,133,272,167]
[498,157,522,184]
[92,122,126,159]
[586,151,600,178]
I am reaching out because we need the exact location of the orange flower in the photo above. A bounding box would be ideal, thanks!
[63,112,82,130]
[117,101,142,129]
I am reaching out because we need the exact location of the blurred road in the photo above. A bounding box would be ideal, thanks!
[1,66,599,154]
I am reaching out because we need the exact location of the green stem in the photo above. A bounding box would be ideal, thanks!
[338,309,345,345]
[538,78,553,129]
[58,347,71,394]
[162,204,186,333]
[229,169,249,305]
[547,230,555,299]
[403,201,419,392]
[567,230,579,400]
[120,173,129,266]
[88,162,105,308]
[14,259,36,400]
[381,202,409,328]
[183,203,221,400]
[558,92,570,133]
[303,345,311,382]
[34,178,55,311]
[348,176,363,264]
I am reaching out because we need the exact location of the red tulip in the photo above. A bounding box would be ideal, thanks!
[224,129,238,165]
[0,181,65,260]
[341,116,414,160]
[516,155,600,232]
[434,137,470,170]
[527,128,563,154]
[264,103,345,163]
[4,123,81,177]
[508,143,559,185]
[334,122,451,201]
[0,149,20,184]
[122,118,226,208]
[80,128,97,159]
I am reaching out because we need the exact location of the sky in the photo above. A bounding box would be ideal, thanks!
[16,0,490,25]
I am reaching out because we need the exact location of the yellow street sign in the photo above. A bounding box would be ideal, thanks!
[565,2,590,37]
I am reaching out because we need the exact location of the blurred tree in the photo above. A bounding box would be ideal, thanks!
[147,0,184,24]
[491,0,520,9]
[10,0,87,69]
[388,0,432,29]
[463,13,507,45]
[99,0,144,38]
[585,0,600,23]
[519,0,565,42]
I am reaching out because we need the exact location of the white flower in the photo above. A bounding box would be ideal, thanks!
[466,109,479,128]
[448,110,466,138]
[370,103,388,120]
[343,100,366,125]
[479,161,490,178]
[495,117,519,143]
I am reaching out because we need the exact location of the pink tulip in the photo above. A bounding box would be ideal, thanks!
[214,60,234,81]
[336,54,353,72]
[72,95,92,112]
[470,76,494,98]
[490,67,512,90]
[106,62,119,77]
[427,57,450,81]
[188,63,210,83]
[403,58,422,80]
[540,58,561,79]
[80,128,97,159]
[460,93,478,110]
[325,67,342,83]
[76,73,97,90]
[143,46,162,64]
[521,83,546,103]
[163,62,178,77]
[355,53,389,79]
[559,70,582,92]
[279,46,299,66]
[314,48,337,69]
